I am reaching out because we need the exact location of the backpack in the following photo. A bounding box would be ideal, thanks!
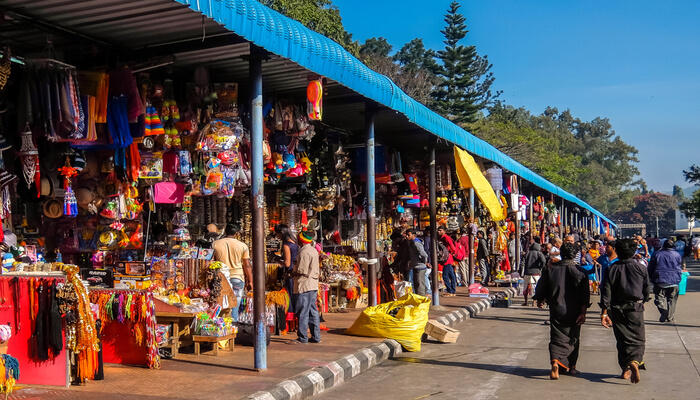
[454,241,467,261]
[437,241,450,264]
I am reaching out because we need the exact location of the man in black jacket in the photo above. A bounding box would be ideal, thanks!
[522,237,547,306]
[533,242,590,379]
[600,239,652,384]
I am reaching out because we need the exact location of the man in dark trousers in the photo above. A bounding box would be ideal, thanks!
[532,242,590,379]
[522,236,547,306]
[476,231,491,285]
[600,239,652,384]
[647,238,683,323]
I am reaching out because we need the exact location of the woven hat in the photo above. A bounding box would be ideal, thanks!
[43,199,63,219]
[75,187,96,210]
[298,230,316,244]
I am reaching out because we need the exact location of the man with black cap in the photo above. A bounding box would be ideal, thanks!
[647,237,683,323]
[600,239,652,384]
[533,242,590,379]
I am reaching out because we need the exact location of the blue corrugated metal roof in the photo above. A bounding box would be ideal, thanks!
[174,0,616,228]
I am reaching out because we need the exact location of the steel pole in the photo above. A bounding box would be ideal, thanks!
[250,54,266,370]
[429,145,439,305]
[468,188,475,285]
[366,109,377,306]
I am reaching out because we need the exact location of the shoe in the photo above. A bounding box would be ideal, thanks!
[309,339,321,344]
[565,367,580,377]
[288,338,308,345]
[521,302,529,307]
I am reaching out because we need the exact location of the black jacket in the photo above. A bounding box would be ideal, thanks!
[533,259,590,324]
[523,243,547,275]
[600,258,652,311]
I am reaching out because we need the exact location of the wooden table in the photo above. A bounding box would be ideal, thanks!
[155,311,196,357]
[192,334,236,356]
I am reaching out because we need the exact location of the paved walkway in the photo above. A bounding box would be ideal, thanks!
[316,262,700,400]
[10,286,511,399]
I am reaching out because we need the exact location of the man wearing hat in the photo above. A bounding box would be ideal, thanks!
[647,238,683,323]
[293,230,321,344]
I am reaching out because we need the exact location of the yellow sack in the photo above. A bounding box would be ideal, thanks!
[345,293,431,352]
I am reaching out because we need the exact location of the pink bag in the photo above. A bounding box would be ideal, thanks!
[153,182,184,204]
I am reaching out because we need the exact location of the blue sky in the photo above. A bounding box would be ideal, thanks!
[335,0,700,193]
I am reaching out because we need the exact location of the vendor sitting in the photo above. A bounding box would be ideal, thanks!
[293,231,321,344]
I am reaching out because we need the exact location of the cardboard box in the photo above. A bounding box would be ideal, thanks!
[114,274,152,290]
[424,319,460,343]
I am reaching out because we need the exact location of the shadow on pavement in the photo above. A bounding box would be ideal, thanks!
[390,356,626,384]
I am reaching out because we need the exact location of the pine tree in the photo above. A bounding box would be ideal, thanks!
[431,1,500,125]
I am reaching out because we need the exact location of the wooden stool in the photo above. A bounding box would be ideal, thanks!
[192,334,236,357]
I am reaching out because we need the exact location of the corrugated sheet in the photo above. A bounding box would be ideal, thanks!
[174,0,616,227]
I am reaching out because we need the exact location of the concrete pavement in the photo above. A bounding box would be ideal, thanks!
[316,262,700,400]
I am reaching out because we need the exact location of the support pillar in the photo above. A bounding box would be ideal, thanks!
[250,53,266,370]
[468,188,475,285]
[515,208,521,274]
[366,109,377,306]
[429,144,439,306]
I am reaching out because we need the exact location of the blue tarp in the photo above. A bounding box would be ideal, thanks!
[175,0,616,228]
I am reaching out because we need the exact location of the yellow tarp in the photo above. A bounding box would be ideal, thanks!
[453,146,505,221]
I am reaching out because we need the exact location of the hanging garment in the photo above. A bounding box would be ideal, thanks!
[106,96,133,148]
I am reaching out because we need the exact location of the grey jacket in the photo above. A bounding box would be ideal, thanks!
[408,238,428,270]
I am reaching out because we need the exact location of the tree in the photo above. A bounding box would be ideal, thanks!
[359,37,438,105]
[683,165,700,183]
[261,0,360,55]
[431,1,500,124]
[679,164,700,220]
[471,103,643,215]
[393,39,439,74]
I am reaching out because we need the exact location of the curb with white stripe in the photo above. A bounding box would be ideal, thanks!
[242,287,517,400]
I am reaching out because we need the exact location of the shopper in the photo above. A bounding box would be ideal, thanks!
[456,227,470,286]
[275,224,299,307]
[600,239,652,384]
[213,223,253,322]
[521,236,547,306]
[437,226,458,296]
[477,231,491,286]
[293,231,321,344]
[647,238,683,323]
[533,242,590,379]
[405,228,429,296]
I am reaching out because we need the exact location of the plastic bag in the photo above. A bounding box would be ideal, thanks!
[345,293,430,352]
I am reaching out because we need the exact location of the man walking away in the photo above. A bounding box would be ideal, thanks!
[600,239,652,383]
[293,231,321,344]
[477,231,491,285]
[522,237,547,306]
[213,223,253,322]
[405,229,429,296]
[533,242,590,379]
[648,238,683,323]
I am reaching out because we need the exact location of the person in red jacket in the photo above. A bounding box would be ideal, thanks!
[456,227,471,286]
[437,226,458,296]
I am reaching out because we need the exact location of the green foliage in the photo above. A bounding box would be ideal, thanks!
[614,192,677,236]
[431,1,500,124]
[683,165,700,184]
[680,165,700,220]
[260,0,359,55]
[359,37,439,105]
[471,104,642,215]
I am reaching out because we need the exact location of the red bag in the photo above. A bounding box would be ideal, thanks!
[153,182,184,204]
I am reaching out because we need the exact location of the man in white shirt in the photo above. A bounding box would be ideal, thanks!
[213,223,253,321]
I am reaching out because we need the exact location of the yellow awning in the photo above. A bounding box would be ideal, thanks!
[453,146,505,221]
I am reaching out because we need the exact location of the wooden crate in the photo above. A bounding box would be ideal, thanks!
[424,320,460,343]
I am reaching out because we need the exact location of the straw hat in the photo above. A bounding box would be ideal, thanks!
[43,199,63,219]
[75,187,96,210]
